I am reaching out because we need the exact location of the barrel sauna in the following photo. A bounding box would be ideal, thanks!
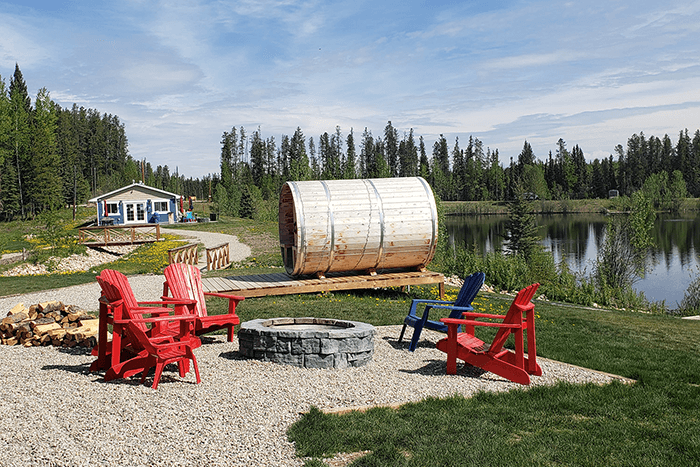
[279,177,438,277]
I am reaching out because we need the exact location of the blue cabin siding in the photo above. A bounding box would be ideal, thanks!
[97,198,177,225]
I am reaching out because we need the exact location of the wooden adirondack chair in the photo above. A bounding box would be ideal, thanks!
[91,269,200,385]
[398,272,485,352]
[163,263,245,342]
[436,283,542,385]
[121,313,201,389]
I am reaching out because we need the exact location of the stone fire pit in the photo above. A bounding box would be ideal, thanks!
[238,317,375,369]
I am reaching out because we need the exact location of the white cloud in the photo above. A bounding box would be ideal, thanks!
[0,13,54,69]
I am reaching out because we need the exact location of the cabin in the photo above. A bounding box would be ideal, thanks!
[89,182,182,226]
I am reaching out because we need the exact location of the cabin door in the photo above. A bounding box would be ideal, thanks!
[124,201,146,224]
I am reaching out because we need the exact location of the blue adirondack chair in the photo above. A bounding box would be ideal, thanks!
[398,272,485,351]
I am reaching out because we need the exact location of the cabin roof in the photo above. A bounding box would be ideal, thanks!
[88,182,181,203]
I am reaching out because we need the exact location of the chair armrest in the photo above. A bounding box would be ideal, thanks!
[410,299,453,307]
[136,300,179,306]
[204,292,245,302]
[440,317,521,329]
[460,311,509,320]
[152,338,199,353]
[408,298,454,317]
[129,306,173,316]
[420,304,474,323]
[159,297,198,306]
[115,314,196,325]
[427,304,474,312]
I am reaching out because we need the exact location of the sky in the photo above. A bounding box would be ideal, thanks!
[1,0,699,179]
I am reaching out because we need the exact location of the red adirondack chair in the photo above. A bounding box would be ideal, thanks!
[436,283,542,385]
[163,263,245,342]
[121,312,201,389]
[91,269,201,386]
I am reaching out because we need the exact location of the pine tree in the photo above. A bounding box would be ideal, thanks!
[249,128,266,187]
[239,185,256,219]
[0,75,14,218]
[505,186,541,260]
[398,129,418,177]
[571,145,588,198]
[418,136,429,180]
[451,137,464,200]
[319,131,332,179]
[373,139,391,178]
[330,126,344,179]
[344,128,357,179]
[676,129,694,195]
[30,87,62,212]
[360,128,374,178]
[384,121,399,177]
[289,127,310,181]
[0,75,20,219]
[9,64,32,217]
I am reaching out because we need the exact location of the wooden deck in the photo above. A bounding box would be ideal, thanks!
[201,269,445,299]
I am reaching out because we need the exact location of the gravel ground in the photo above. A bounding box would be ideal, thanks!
[0,326,628,467]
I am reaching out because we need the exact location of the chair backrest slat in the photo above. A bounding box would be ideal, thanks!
[450,272,485,318]
[164,263,208,318]
[97,269,150,332]
[488,283,539,354]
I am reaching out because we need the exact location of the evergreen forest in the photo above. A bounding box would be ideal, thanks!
[2,63,700,222]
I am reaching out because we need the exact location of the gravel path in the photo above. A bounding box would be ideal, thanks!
[159,227,251,266]
[0,326,628,467]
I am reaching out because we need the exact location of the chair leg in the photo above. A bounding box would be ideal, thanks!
[140,365,152,385]
[398,324,407,343]
[178,358,191,377]
[152,362,165,390]
[227,325,235,343]
[189,350,201,384]
[445,325,458,375]
[409,322,424,352]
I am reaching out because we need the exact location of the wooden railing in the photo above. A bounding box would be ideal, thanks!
[168,243,199,266]
[206,243,231,271]
[79,224,161,246]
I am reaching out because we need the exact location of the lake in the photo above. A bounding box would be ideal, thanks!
[444,213,700,308]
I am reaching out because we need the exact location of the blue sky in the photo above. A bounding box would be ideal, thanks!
[1,0,699,178]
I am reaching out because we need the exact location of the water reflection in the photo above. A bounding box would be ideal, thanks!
[444,213,700,307]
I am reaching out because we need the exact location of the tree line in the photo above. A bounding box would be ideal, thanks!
[216,121,700,217]
[0,64,211,221]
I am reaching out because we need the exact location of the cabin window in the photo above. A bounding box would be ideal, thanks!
[153,200,169,212]
[106,202,119,215]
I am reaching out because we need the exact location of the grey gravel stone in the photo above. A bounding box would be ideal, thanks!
[0,326,628,467]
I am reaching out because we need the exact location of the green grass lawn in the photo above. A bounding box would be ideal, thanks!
[286,298,700,467]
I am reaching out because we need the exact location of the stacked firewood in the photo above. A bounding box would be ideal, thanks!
[1,301,99,348]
